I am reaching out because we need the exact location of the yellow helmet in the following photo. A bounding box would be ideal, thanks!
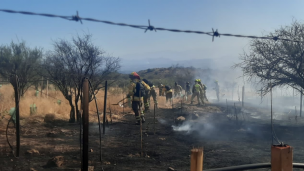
[197,79,201,83]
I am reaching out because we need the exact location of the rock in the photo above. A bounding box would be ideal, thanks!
[175,116,186,125]
[88,166,94,171]
[46,131,56,137]
[103,161,111,165]
[26,149,39,155]
[44,114,55,123]
[191,113,199,120]
[168,167,175,171]
[46,156,64,167]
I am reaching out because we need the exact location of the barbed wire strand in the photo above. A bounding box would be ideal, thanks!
[0,9,302,43]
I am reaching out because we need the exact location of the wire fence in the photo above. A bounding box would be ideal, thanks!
[0,9,302,42]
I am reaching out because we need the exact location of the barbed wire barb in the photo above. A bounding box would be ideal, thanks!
[145,19,156,33]
[212,28,220,42]
[71,11,82,24]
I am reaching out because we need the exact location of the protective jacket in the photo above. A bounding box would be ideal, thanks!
[128,79,144,101]
[192,83,202,93]
[174,85,183,92]
[162,85,172,94]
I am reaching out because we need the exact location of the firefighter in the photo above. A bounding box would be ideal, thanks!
[214,80,220,102]
[197,79,206,104]
[191,79,202,105]
[141,79,151,113]
[158,83,163,96]
[174,82,183,98]
[162,84,173,105]
[143,79,158,108]
[159,83,166,96]
[202,83,208,102]
[185,82,191,101]
[127,72,145,125]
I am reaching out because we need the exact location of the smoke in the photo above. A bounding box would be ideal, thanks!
[171,114,218,138]
[158,118,168,125]
[172,123,192,132]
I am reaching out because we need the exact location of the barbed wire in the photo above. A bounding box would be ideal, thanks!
[0,9,302,43]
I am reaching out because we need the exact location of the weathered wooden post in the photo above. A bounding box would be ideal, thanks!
[260,89,263,104]
[300,89,303,117]
[82,78,89,171]
[242,86,244,107]
[46,79,48,99]
[103,81,108,134]
[154,103,156,135]
[190,148,203,171]
[271,145,293,171]
[123,94,124,114]
[10,75,20,157]
[41,76,43,98]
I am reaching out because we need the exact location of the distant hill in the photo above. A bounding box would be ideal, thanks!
[119,58,214,74]
[115,66,214,89]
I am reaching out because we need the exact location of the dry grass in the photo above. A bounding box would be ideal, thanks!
[0,84,174,125]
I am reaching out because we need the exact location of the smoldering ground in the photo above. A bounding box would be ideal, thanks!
[158,101,304,164]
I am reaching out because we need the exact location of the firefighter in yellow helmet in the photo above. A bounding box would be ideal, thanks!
[127,72,145,125]
[197,79,208,104]
[191,79,202,105]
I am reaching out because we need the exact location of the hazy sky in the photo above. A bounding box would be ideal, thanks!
[1,0,304,71]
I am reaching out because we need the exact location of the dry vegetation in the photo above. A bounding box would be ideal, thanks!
[0,84,176,127]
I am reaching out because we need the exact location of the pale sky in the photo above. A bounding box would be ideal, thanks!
[1,0,304,71]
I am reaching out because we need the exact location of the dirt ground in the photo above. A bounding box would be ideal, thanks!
[1,95,304,171]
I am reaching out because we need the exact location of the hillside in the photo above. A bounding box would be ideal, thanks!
[116,66,213,89]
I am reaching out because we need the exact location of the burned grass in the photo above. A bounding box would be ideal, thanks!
[1,85,304,170]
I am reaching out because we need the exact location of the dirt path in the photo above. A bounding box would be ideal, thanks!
[1,101,304,171]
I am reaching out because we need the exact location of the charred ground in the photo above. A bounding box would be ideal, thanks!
[1,97,304,171]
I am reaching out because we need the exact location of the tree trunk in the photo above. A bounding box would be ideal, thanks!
[75,96,80,122]
[74,87,81,122]
[68,95,76,123]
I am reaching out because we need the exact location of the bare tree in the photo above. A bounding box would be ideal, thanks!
[43,34,120,123]
[0,41,42,96]
[234,20,304,94]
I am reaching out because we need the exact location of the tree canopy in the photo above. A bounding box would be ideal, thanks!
[234,20,304,93]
